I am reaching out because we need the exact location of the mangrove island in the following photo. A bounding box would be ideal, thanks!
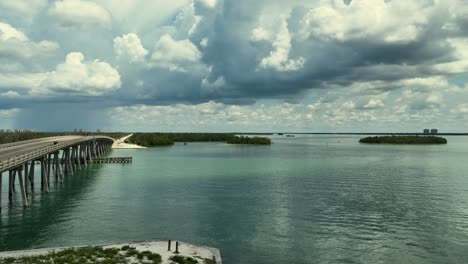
[359,136,448,144]
[126,133,271,147]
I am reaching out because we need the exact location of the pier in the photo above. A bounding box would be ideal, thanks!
[92,157,132,163]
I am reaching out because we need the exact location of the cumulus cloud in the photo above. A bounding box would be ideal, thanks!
[109,101,314,132]
[297,0,436,43]
[0,22,59,59]
[150,34,203,72]
[48,0,112,30]
[114,33,148,63]
[40,52,121,95]
[0,53,121,96]
[257,18,305,72]
[2,0,468,131]
[455,104,468,113]
[0,0,47,16]
[364,99,385,109]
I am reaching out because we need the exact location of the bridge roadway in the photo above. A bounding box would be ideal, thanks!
[0,136,114,209]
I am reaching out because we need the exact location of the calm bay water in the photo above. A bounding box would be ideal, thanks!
[1,135,468,263]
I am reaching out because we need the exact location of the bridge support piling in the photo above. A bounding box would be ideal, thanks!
[64,148,70,176]
[41,159,49,193]
[87,142,93,163]
[67,148,73,176]
[82,144,87,166]
[12,170,16,192]
[76,146,81,169]
[47,154,52,189]
[70,148,75,172]
[9,170,16,201]
[17,166,28,207]
[62,149,67,176]
[40,159,44,191]
[75,146,81,170]
[29,161,35,191]
[24,162,29,195]
[0,172,2,209]
[54,152,62,183]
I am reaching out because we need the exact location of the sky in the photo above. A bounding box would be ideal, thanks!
[1,0,468,132]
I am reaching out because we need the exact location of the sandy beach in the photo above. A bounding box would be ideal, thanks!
[112,134,146,149]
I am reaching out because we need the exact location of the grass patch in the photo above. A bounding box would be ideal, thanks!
[169,255,199,264]
[0,246,162,264]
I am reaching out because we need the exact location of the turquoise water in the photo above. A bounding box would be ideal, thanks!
[1,135,468,263]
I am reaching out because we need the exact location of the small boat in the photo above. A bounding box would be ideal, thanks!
[286,135,295,137]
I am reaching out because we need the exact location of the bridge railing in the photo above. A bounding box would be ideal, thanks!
[0,137,113,173]
[0,136,67,150]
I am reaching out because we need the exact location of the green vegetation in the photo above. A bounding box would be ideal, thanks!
[127,133,272,146]
[0,131,272,146]
[226,136,272,145]
[0,246,162,264]
[359,136,447,144]
[0,132,126,144]
[203,258,217,264]
[169,255,198,264]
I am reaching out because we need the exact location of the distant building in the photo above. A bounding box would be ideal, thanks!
[423,129,430,134]
[96,129,101,133]
[431,129,438,134]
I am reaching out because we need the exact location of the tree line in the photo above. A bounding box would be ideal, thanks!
[127,133,272,146]
[359,136,447,144]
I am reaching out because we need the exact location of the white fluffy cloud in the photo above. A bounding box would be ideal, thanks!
[197,0,217,9]
[256,18,305,72]
[0,53,121,96]
[109,101,313,131]
[114,33,148,63]
[0,22,59,59]
[433,38,468,74]
[48,0,112,30]
[298,0,437,43]
[40,52,121,95]
[455,104,468,114]
[364,99,385,109]
[0,0,47,16]
[150,34,202,71]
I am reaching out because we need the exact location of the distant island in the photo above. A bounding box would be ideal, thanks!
[359,136,447,144]
[226,136,271,145]
[127,133,271,147]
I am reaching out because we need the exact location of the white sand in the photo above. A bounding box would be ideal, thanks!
[0,240,222,264]
[112,134,146,149]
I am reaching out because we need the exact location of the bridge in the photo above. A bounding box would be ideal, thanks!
[0,136,114,209]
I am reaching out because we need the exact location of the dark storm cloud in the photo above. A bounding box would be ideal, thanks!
[1,0,468,108]
[134,0,460,104]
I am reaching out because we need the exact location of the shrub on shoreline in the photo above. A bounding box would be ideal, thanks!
[359,136,447,144]
[128,133,272,146]
[226,136,272,145]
